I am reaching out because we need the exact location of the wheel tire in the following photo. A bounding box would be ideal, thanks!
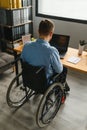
[36,82,63,127]
[6,72,30,108]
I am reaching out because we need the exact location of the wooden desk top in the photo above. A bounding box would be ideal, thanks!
[14,46,87,73]
[61,47,87,73]
[14,45,23,52]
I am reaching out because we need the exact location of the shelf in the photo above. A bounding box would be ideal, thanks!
[1,33,32,43]
[0,0,33,55]
[0,6,32,10]
[0,20,32,28]
[1,38,22,43]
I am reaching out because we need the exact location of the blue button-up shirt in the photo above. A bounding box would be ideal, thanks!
[21,39,63,81]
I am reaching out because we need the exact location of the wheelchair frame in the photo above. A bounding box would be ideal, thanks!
[6,64,66,127]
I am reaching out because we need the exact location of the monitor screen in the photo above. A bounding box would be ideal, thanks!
[50,34,70,52]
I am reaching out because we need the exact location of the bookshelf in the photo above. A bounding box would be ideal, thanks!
[0,0,33,54]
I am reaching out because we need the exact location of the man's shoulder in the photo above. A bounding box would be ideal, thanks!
[49,45,58,53]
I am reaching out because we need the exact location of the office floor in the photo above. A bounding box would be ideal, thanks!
[0,68,87,130]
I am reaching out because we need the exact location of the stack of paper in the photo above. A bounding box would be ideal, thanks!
[67,56,81,64]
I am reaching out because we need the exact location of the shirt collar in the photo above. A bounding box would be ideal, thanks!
[36,38,50,46]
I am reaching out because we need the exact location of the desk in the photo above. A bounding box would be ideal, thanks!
[61,48,87,73]
[14,46,87,74]
[14,45,23,53]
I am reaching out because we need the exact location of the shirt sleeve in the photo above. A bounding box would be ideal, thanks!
[20,44,27,61]
[50,47,63,74]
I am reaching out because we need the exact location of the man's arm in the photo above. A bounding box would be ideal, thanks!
[50,48,63,74]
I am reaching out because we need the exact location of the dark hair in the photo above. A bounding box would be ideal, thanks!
[38,19,54,36]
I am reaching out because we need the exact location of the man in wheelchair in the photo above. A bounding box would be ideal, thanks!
[6,19,70,128]
[21,19,70,92]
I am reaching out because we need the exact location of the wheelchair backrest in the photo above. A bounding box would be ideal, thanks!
[21,61,48,94]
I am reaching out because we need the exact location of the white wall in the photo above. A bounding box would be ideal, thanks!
[32,1,87,49]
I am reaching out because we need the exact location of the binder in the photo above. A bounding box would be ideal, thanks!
[9,0,13,9]
[20,9,24,23]
[16,0,22,8]
[23,8,26,22]
[0,40,7,51]
[23,8,29,22]
[0,0,2,7]
[26,8,29,21]
[13,10,18,25]
[0,26,1,38]
[13,27,20,41]
[22,25,25,36]
[0,26,5,39]
[18,26,21,39]
[6,10,13,25]
[1,0,12,9]
[0,9,7,25]
[0,26,4,38]
[27,0,31,6]
[12,0,17,8]
[6,10,20,26]
[22,0,27,7]
[16,9,21,25]
[24,23,29,34]
[16,26,19,39]
[0,0,4,8]
[29,6,32,19]
[12,27,16,40]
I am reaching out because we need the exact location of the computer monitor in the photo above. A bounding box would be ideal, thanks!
[50,34,70,54]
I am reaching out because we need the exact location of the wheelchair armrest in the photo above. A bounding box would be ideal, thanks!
[50,73,60,82]
[36,66,44,74]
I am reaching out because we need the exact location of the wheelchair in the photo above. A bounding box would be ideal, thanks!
[6,61,66,127]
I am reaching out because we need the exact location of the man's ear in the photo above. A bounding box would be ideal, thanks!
[50,31,53,37]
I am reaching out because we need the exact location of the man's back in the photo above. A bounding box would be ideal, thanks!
[21,38,63,80]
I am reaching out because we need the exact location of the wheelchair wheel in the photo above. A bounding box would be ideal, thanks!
[36,82,63,127]
[6,72,31,108]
